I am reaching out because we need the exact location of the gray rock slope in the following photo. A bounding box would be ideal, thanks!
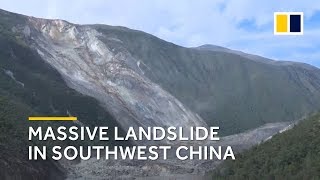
[23,18,207,144]
[6,9,320,136]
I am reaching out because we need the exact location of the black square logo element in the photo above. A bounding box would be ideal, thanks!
[290,15,301,32]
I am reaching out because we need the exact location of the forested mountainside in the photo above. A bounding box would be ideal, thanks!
[212,113,320,180]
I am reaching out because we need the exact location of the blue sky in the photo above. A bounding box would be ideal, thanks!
[0,0,319,67]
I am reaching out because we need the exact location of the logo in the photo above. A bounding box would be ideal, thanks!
[274,12,303,35]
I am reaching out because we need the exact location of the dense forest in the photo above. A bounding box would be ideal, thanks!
[212,113,320,180]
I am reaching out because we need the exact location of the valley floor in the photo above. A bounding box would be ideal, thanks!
[65,122,291,179]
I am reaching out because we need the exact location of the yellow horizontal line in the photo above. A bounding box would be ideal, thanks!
[28,117,77,121]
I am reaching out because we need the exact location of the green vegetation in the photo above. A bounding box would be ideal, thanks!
[0,96,65,179]
[0,11,128,179]
[212,113,320,180]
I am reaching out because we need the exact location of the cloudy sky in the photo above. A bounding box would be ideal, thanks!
[1,0,319,67]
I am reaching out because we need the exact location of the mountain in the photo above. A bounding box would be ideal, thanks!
[196,44,276,64]
[92,26,320,136]
[212,113,320,179]
[91,25,320,136]
[1,8,320,179]
[9,10,320,136]
[0,9,129,179]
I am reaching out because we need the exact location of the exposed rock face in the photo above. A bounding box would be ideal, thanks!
[2,9,320,179]
[25,18,207,145]
[12,15,320,138]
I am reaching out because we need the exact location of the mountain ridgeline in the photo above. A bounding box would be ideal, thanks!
[93,25,320,135]
[0,9,320,179]
[7,9,320,136]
